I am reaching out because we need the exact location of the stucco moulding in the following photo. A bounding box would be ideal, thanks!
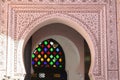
[0,0,119,80]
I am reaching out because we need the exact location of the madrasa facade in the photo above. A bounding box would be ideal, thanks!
[0,0,120,80]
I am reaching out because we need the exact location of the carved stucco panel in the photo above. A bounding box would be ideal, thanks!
[16,12,47,40]
[69,12,99,41]
[108,71,119,80]
[68,12,103,76]
[15,12,47,73]
[117,0,120,80]
[0,1,7,71]
[6,0,107,4]
[107,0,118,71]
[7,4,106,80]
[0,0,8,79]
[4,0,119,80]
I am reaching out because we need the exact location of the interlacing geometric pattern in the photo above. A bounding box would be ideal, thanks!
[32,39,65,72]
[31,39,67,80]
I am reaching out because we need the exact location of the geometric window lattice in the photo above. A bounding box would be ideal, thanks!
[31,38,67,80]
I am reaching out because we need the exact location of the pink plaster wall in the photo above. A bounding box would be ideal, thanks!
[0,0,119,80]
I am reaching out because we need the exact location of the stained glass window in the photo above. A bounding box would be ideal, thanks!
[31,39,67,80]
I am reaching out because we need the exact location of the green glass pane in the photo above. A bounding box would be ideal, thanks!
[44,41,48,45]
[38,61,41,65]
[59,65,62,68]
[50,48,54,52]
[37,47,41,52]
[50,61,53,65]
[53,57,57,62]
[32,54,35,58]
[50,55,53,59]
[56,55,59,59]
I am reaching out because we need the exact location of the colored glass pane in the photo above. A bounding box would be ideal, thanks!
[50,54,53,59]
[34,58,38,62]
[50,41,54,45]
[41,44,44,48]
[44,54,47,58]
[50,61,54,65]
[53,52,56,55]
[47,58,50,62]
[56,55,59,59]
[35,65,37,67]
[47,51,50,55]
[41,51,44,55]
[56,61,59,66]
[44,47,48,52]
[59,52,62,55]
[50,47,54,52]
[41,58,44,62]
[59,58,62,62]
[34,51,38,55]
[47,44,51,48]
[53,57,57,62]
[32,61,35,65]
[44,61,47,65]
[56,48,60,52]
[37,47,41,52]
[38,61,41,65]
[53,65,56,68]
[32,54,35,58]
[32,39,65,73]
[53,44,58,48]
[38,54,41,58]
[59,65,62,68]
[54,74,60,78]
[44,41,48,45]
[34,50,37,53]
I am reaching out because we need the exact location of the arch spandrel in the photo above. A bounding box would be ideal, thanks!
[7,3,112,80]
[16,13,100,80]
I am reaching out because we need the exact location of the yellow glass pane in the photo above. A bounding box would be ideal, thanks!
[41,58,44,62]
[44,54,47,58]
[54,74,60,78]
[47,58,50,62]
[38,54,41,58]
[53,65,56,68]
[59,58,62,62]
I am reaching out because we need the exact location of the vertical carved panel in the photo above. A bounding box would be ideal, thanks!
[0,0,7,79]
[106,0,119,80]
[107,0,118,70]
[0,0,7,71]
[117,0,120,80]
[108,71,119,80]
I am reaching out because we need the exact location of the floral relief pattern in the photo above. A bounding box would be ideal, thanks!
[0,0,119,80]
[6,0,107,4]
[11,5,104,79]
[16,12,47,39]
[70,13,99,41]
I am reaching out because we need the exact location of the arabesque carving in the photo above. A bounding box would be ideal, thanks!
[0,0,119,80]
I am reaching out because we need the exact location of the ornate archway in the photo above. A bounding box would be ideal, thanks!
[0,1,118,80]
[19,13,96,80]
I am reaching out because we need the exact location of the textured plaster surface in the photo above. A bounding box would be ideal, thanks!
[0,0,119,80]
